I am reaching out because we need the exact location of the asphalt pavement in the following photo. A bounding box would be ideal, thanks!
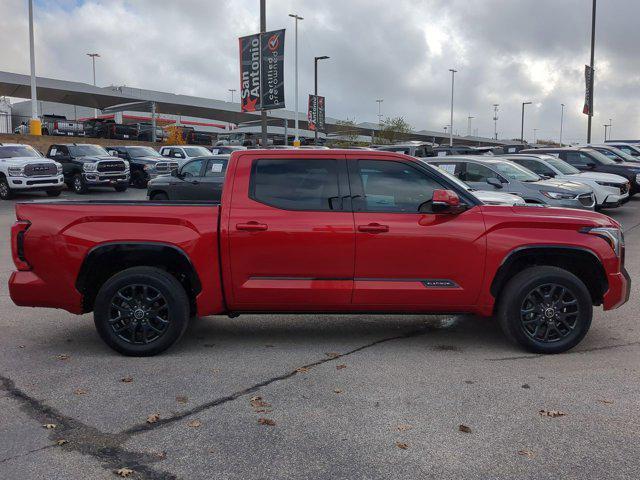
[0,187,638,480]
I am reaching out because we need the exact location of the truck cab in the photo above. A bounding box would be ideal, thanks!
[46,143,130,194]
[159,145,212,165]
[0,143,64,199]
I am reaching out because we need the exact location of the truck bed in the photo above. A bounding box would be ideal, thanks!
[10,201,224,316]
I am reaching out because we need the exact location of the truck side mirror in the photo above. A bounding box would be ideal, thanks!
[420,189,465,214]
[486,177,503,189]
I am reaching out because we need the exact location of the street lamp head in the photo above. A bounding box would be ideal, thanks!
[315,56,330,61]
[288,13,304,20]
[86,53,100,58]
[523,101,532,105]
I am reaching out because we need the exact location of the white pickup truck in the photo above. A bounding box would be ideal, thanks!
[0,144,64,199]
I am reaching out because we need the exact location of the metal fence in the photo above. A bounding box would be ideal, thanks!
[0,113,11,134]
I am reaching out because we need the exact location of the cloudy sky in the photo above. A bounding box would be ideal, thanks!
[1,0,638,143]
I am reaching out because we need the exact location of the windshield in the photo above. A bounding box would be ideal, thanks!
[68,145,109,156]
[0,145,42,158]
[604,147,637,163]
[421,161,471,191]
[544,157,580,175]
[127,147,161,157]
[493,161,540,182]
[581,149,617,165]
[184,146,212,157]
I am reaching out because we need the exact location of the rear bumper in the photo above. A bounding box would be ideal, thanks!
[603,267,631,310]
[8,271,82,314]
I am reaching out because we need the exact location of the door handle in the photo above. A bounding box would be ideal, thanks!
[236,221,268,231]
[357,223,389,233]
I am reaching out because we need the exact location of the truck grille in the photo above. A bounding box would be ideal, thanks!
[578,193,595,207]
[24,163,57,177]
[621,182,630,195]
[155,161,179,174]
[97,160,126,173]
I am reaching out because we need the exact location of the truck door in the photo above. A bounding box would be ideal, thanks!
[348,157,486,308]
[226,155,354,309]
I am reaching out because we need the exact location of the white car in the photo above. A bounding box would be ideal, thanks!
[0,143,64,199]
[507,154,629,209]
[428,162,527,206]
[159,145,212,165]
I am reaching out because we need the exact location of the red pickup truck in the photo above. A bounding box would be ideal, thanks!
[9,150,630,356]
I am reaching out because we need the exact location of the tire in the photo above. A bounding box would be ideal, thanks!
[114,184,128,192]
[72,174,88,194]
[93,266,190,356]
[131,171,148,189]
[0,176,14,200]
[46,189,62,197]
[150,192,169,201]
[497,266,592,354]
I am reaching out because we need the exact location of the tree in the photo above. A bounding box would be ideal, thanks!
[377,116,413,144]
[165,125,186,145]
[329,118,361,146]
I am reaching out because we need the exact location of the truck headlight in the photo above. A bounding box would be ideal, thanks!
[595,181,620,188]
[581,226,624,257]
[541,190,575,200]
[143,164,154,172]
[123,160,130,171]
[636,173,640,185]
[55,163,63,175]
[7,166,24,177]
[83,163,97,172]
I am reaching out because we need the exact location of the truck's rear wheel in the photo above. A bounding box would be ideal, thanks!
[497,266,592,354]
[93,267,190,356]
[150,192,168,201]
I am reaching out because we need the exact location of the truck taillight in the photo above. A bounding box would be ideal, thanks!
[11,220,31,271]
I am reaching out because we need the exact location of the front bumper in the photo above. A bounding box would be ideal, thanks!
[82,172,130,185]
[9,175,65,190]
[603,267,631,310]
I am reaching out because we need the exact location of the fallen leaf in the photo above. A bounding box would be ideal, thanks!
[211,368,220,374]
[43,424,56,429]
[458,424,472,433]
[517,449,535,458]
[255,409,273,413]
[115,467,134,477]
[395,442,409,450]
[521,384,531,389]
[74,388,88,395]
[56,354,70,361]
[18,345,25,349]
[395,424,413,432]
[176,395,188,404]
[250,396,271,409]
[325,352,340,358]
[154,451,167,459]
[336,364,347,370]
[121,376,133,383]
[464,380,475,385]
[187,420,201,428]
[258,418,275,426]
[296,367,310,373]
[146,413,160,424]
[55,439,68,446]
[539,409,566,418]
[334,388,343,394]
[598,399,614,405]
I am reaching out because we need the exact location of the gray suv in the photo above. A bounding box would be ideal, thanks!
[427,156,595,210]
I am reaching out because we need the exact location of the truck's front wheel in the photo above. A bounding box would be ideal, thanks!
[0,177,14,200]
[497,266,592,354]
[93,267,190,356]
[72,174,88,194]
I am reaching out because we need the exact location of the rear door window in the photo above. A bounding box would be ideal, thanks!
[459,162,496,182]
[250,159,341,211]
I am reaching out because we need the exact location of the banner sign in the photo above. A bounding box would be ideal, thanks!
[239,29,285,112]
[307,94,325,132]
[261,29,286,110]
[583,65,594,116]
[239,33,261,112]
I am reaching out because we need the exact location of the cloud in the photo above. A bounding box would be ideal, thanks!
[1,0,639,142]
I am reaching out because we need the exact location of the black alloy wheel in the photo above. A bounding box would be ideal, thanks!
[520,283,579,343]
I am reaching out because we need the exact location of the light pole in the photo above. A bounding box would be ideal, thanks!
[375,99,383,141]
[586,0,597,143]
[27,0,40,135]
[289,13,303,146]
[533,128,539,144]
[560,103,565,145]
[492,104,499,140]
[521,101,532,143]
[314,56,329,145]
[467,114,474,136]
[603,124,610,141]
[228,88,236,103]
[86,53,100,118]
[608,117,612,140]
[448,69,457,147]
